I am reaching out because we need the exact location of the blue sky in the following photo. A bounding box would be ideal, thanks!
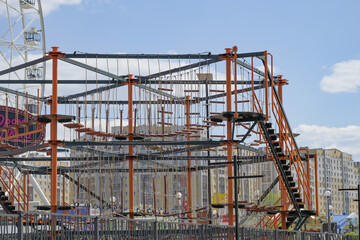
[3,0,360,159]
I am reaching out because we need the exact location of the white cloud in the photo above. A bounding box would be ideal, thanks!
[41,0,82,16]
[294,124,360,160]
[320,59,360,93]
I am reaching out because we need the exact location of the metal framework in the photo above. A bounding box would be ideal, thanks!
[0,45,317,237]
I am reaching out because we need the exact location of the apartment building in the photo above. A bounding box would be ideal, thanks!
[307,148,358,215]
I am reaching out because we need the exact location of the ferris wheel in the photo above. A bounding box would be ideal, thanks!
[0,0,46,111]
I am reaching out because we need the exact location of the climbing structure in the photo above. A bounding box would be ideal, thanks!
[0,46,315,230]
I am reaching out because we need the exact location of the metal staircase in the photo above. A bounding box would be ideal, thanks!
[0,166,28,213]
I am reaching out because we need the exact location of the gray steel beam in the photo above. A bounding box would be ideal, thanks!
[59,83,122,101]
[0,79,264,85]
[139,58,221,81]
[0,57,49,76]
[63,51,265,60]
[0,86,42,101]
[63,53,219,60]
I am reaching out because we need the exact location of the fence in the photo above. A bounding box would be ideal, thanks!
[0,211,343,239]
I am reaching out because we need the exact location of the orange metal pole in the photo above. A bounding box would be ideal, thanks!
[278,76,287,229]
[233,47,238,118]
[314,153,319,216]
[264,51,268,121]
[47,46,62,239]
[128,74,134,219]
[185,96,193,220]
[62,173,65,205]
[225,48,234,226]
[27,170,29,211]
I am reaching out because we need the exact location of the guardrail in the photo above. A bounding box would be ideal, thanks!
[0,211,343,239]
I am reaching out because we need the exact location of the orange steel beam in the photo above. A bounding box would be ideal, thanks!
[233,47,238,118]
[264,51,268,121]
[127,74,135,219]
[185,95,193,220]
[225,47,234,226]
[314,153,319,216]
[47,47,62,240]
[278,76,287,229]
[62,173,65,205]
[27,170,29,211]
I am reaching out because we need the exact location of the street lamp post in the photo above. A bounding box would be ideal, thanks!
[176,192,182,224]
[324,190,331,233]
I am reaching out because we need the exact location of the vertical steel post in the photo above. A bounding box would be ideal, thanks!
[18,212,23,240]
[47,47,62,239]
[95,216,99,240]
[164,175,167,214]
[127,74,134,219]
[278,77,287,229]
[205,78,212,224]
[185,96,193,220]
[233,156,239,240]
[225,48,234,226]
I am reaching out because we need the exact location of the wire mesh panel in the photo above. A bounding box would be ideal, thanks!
[0,211,345,240]
[0,213,18,240]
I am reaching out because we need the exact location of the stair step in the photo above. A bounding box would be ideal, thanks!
[280,159,287,165]
[282,165,290,170]
[284,170,291,176]
[7,206,15,211]
[276,147,282,153]
[294,193,300,198]
[288,182,296,187]
[278,153,285,158]
[297,204,305,208]
[265,123,272,128]
[270,135,277,141]
[1,196,9,201]
[287,176,294,181]
[268,129,275,134]
[272,141,280,147]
